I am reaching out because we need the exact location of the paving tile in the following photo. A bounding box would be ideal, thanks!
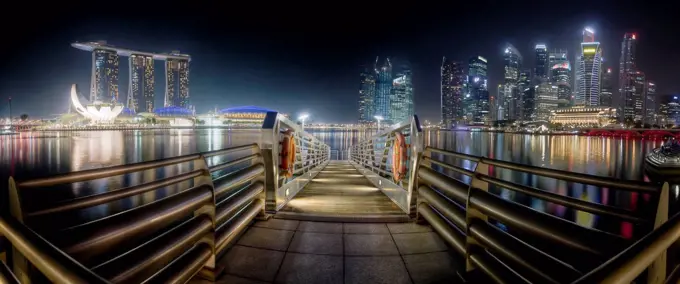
[387,223,433,234]
[221,245,285,282]
[288,232,343,255]
[297,221,343,233]
[344,223,390,234]
[344,234,399,256]
[345,256,412,284]
[403,252,460,284]
[215,274,269,284]
[237,227,295,251]
[392,232,448,255]
[275,253,343,284]
[253,219,300,231]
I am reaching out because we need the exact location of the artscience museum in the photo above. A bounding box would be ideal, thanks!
[70,84,124,123]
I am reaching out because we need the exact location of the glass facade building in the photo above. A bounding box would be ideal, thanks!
[577,39,602,106]
[465,56,489,124]
[127,54,155,113]
[600,68,613,107]
[441,58,465,127]
[534,44,548,83]
[165,58,190,108]
[502,44,522,120]
[358,66,376,123]
[645,81,656,124]
[619,33,638,121]
[549,49,570,107]
[91,49,120,103]
[373,57,393,123]
[632,71,646,121]
[535,83,559,121]
[390,66,414,123]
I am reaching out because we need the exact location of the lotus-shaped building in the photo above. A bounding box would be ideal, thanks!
[70,84,124,123]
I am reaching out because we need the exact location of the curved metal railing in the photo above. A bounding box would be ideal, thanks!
[348,115,423,216]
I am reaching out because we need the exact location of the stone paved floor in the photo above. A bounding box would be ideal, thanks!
[210,218,461,284]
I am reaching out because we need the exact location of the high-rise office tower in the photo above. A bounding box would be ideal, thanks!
[645,81,656,124]
[576,27,602,106]
[632,71,646,121]
[127,54,155,113]
[502,44,522,120]
[465,56,489,124]
[91,48,120,103]
[358,65,376,123]
[548,49,571,107]
[534,44,548,83]
[619,33,638,121]
[495,84,503,121]
[535,83,559,120]
[373,57,393,123]
[165,56,190,108]
[600,68,613,107]
[441,58,465,127]
[518,70,534,120]
[390,64,414,123]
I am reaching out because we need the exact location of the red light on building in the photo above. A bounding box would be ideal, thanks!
[632,34,636,40]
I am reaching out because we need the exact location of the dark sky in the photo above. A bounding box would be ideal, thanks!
[1,1,679,123]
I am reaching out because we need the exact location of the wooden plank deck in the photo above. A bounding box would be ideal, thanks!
[277,161,408,222]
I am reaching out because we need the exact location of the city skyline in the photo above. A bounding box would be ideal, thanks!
[1,2,679,123]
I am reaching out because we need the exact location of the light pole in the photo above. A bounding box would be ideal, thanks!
[299,114,309,131]
[374,115,383,134]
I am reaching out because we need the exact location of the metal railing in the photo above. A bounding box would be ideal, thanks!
[260,112,330,212]
[415,145,669,283]
[348,115,423,217]
[0,112,331,283]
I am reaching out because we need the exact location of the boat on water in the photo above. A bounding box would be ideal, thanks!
[645,140,680,179]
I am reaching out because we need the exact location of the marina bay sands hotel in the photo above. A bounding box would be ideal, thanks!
[72,41,191,113]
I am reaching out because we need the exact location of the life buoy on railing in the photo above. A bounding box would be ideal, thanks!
[280,130,296,178]
[392,132,408,182]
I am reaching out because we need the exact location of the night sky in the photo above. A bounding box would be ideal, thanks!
[1,1,678,123]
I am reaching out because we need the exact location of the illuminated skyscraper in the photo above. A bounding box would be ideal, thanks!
[619,33,638,121]
[127,54,155,113]
[548,49,571,107]
[465,56,489,124]
[600,68,613,107]
[645,81,656,124]
[576,27,602,106]
[373,57,393,123]
[91,49,120,103]
[534,44,548,83]
[390,64,414,123]
[358,65,376,123]
[165,55,190,108]
[535,82,558,121]
[441,58,465,127]
[519,70,534,120]
[501,44,522,120]
[632,71,646,121]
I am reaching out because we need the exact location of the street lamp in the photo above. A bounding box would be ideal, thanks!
[374,115,384,133]
[299,114,309,131]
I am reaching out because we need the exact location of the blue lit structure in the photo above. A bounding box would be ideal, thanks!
[120,107,136,116]
[218,106,275,114]
[154,106,193,117]
[373,57,392,123]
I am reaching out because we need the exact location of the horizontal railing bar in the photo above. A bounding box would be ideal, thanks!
[209,153,261,173]
[216,182,264,225]
[425,147,481,162]
[479,157,658,193]
[17,154,202,188]
[417,203,465,254]
[202,143,258,158]
[423,156,474,176]
[469,218,581,284]
[60,185,213,266]
[572,211,680,283]
[93,214,212,283]
[0,216,109,283]
[478,175,645,223]
[418,167,469,204]
[469,188,627,259]
[469,250,530,284]
[216,200,264,254]
[0,252,20,284]
[418,185,466,229]
[142,242,212,284]
[27,169,204,217]
[214,164,265,196]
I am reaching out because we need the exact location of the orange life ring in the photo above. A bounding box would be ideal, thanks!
[280,130,296,178]
[392,132,408,182]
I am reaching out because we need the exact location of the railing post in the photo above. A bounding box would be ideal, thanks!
[407,115,423,219]
[260,112,280,213]
[193,155,220,281]
[648,182,670,284]
[7,177,30,284]
[464,159,490,273]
